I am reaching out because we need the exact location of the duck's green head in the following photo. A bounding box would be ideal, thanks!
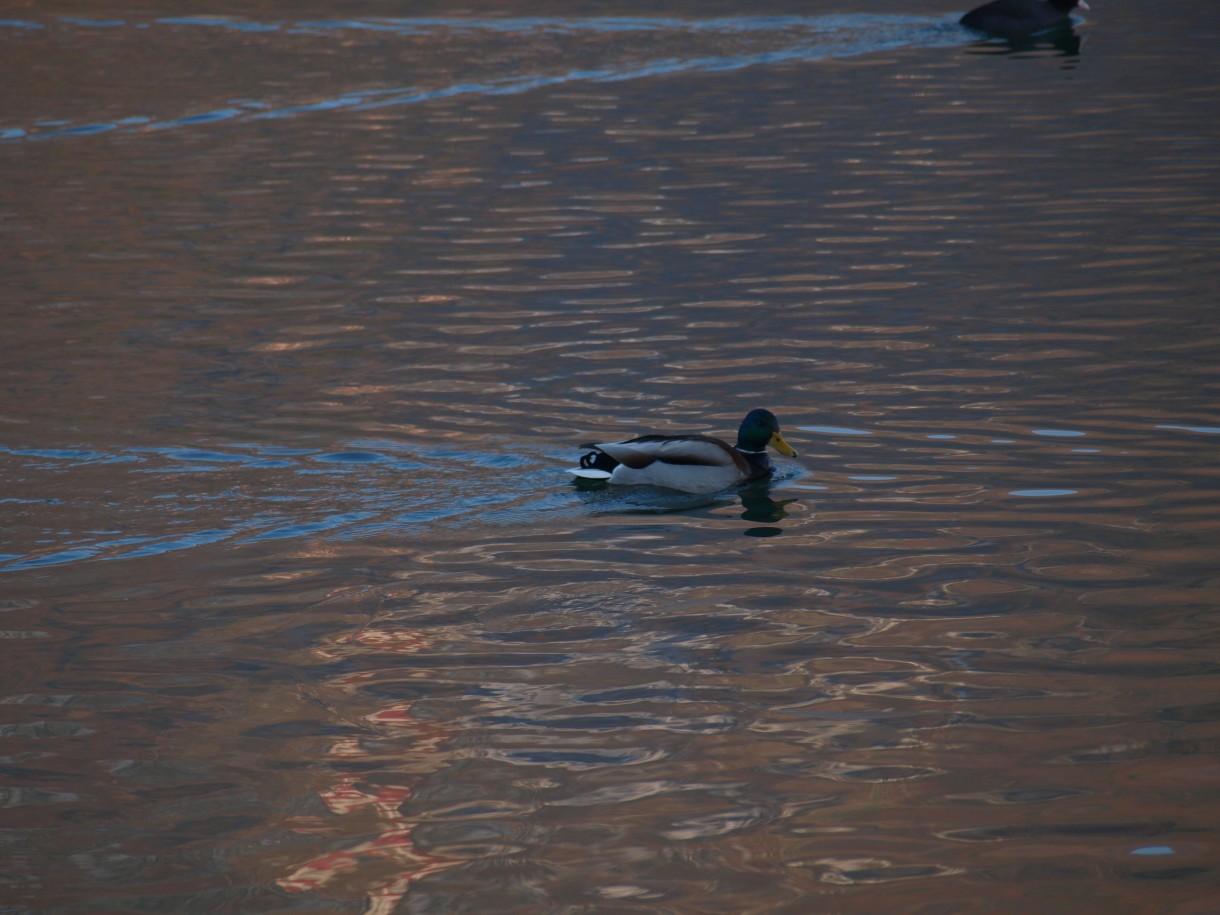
[736,409,797,457]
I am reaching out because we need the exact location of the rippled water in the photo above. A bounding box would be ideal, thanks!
[2,2,1219,912]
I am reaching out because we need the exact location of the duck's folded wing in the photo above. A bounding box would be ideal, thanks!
[597,435,740,469]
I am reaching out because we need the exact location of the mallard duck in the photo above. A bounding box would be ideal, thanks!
[568,408,798,494]
[960,0,1088,38]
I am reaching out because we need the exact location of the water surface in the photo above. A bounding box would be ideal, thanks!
[2,1,1218,912]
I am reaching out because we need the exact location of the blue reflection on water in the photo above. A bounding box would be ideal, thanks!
[800,425,873,436]
[0,439,568,571]
[1157,424,1220,435]
[2,14,963,143]
[13,415,1206,570]
[0,446,140,465]
[1008,489,1078,497]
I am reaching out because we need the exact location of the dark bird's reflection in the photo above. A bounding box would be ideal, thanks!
[739,484,797,523]
[967,26,1083,57]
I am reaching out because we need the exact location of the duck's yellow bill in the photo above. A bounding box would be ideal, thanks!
[769,432,797,458]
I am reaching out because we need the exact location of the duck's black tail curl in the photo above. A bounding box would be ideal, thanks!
[579,449,619,473]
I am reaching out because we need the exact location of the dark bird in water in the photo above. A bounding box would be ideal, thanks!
[960,0,1088,38]
[569,408,798,494]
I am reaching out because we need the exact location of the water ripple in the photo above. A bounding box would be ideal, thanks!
[2,14,963,143]
[2,11,1217,908]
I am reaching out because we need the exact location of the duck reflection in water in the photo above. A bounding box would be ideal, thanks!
[571,473,799,535]
[971,27,1083,56]
[739,480,797,524]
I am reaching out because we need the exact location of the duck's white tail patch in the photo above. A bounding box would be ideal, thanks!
[567,467,613,480]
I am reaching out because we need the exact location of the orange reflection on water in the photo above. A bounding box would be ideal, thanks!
[278,625,462,915]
